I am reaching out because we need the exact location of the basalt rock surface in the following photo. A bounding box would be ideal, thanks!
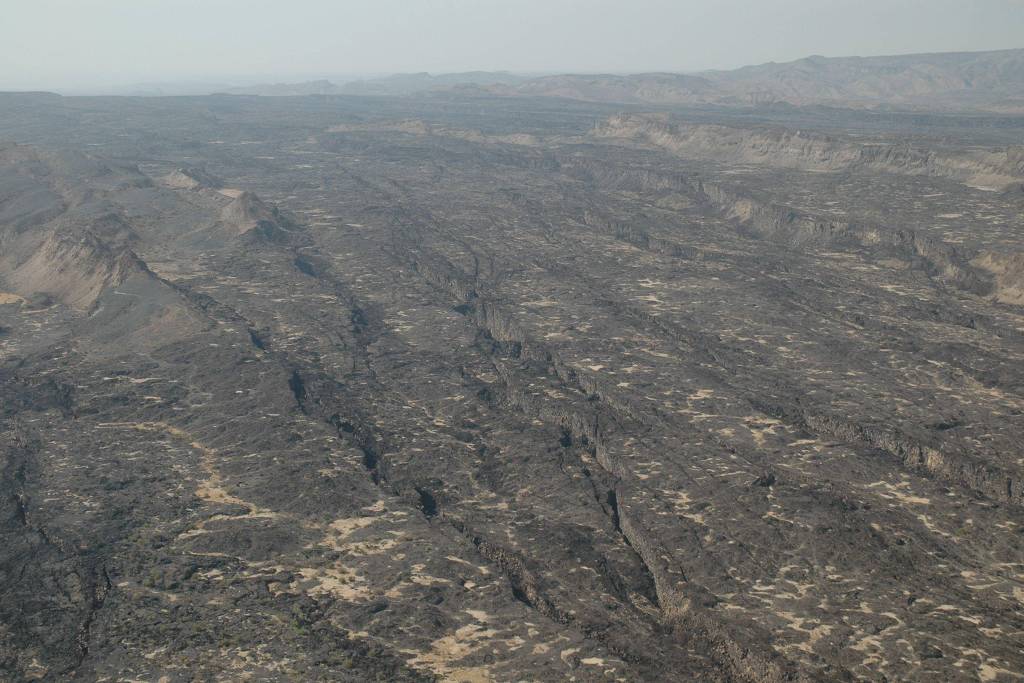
[1,92,1023,681]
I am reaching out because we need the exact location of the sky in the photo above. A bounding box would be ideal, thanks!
[1,0,1023,91]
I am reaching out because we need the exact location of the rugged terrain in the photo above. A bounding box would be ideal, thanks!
[1,90,1024,681]
[233,49,1024,113]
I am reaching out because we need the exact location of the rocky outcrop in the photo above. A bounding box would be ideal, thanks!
[160,167,224,191]
[216,191,293,241]
[972,250,1024,305]
[3,229,147,310]
[694,179,994,295]
[595,114,1024,190]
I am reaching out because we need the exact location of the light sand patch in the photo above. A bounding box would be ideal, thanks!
[916,513,953,539]
[386,564,453,598]
[327,517,375,537]
[407,623,499,680]
[744,415,781,448]
[448,668,493,682]
[97,422,277,543]
[980,663,1024,681]
[347,535,402,557]
[775,610,834,655]
[867,480,931,506]
[523,297,558,308]
[0,292,26,305]
[410,563,452,587]
[297,566,370,601]
[876,258,909,270]
[850,632,885,668]
[670,490,707,525]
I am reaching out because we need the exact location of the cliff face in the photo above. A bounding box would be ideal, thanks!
[972,251,1024,305]
[594,114,1024,190]
[5,229,144,310]
[0,149,151,311]
[160,167,224,191]
[0,147,229,346]
[592,115,1024,309]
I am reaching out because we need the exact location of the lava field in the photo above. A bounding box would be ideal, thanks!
[1,92,1024,681]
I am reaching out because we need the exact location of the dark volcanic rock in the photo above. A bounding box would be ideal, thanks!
[1,90,1023,682]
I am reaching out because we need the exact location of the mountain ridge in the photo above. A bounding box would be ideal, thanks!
[207,48,1024,113]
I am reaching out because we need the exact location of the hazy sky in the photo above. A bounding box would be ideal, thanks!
[2,0,1023,90]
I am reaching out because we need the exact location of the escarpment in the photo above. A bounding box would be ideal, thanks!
[972,250,1024,305]
[692,179,995,295]
[595,114,1024,191]
[2,228,145,310]
[160,166,224,191]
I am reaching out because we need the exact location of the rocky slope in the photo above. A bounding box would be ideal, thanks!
[972,251,1024,305]
[595,114,1024,190]
[160,167,224,191]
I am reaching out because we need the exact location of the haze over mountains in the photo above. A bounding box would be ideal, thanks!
[219,72,531,98]
[217,48,1024,113]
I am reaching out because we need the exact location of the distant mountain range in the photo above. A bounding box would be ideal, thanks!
[218,49,1024,112]
[219,72,529,97]
[697,48,1024,111]
[217,79,342,96]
